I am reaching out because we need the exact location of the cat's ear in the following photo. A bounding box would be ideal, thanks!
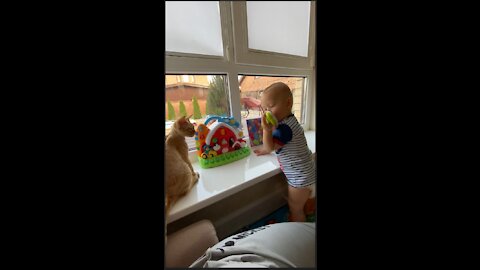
[178,115,187,123]
[186,114,193,120]
[178,116,190,127]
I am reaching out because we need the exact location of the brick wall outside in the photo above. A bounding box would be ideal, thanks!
[166,86,209,102]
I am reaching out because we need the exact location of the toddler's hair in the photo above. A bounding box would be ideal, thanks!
[262,82,293,100]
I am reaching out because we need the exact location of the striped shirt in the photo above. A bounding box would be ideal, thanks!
[272,114,316,188]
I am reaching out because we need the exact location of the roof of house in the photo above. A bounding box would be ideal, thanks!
[166,82,210,89]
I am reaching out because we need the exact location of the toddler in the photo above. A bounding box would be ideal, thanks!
[254,82,316,222]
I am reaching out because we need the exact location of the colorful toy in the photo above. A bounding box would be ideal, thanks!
[246,118,263,147]
[194,115,250,168]
[265,111,278,127]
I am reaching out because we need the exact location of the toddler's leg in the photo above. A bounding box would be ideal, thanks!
[287,185,311,222]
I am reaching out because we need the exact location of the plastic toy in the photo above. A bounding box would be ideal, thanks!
[265,111,278,127]
[246,118,263,147]
[194,115,250,168]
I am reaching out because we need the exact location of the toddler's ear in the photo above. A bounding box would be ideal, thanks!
[287,97,293,107]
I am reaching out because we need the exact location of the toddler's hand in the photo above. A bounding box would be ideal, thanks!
[254,147,270,156]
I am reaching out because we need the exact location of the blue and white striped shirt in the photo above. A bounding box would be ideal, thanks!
[272,114,316,188]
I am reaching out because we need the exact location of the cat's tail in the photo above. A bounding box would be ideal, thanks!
[165,196,177,222]
[165,196,171,246]
[165,196,171,219]
[165,196,178,245]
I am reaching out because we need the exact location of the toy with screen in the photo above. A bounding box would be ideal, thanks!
[246,118,263,147]
[246,107,279,147]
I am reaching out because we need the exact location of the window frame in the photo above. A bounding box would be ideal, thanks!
[165,1,316,156]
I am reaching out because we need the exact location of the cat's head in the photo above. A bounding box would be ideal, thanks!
[173,115,196,137]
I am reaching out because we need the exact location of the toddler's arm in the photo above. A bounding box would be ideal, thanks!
[254,114,284,156]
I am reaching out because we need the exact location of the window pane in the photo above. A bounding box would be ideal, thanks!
[165,75,231,151]
[239,75,305,143]
[165,1,224,56]
[246,1,310,57]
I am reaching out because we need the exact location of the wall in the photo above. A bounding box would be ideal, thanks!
[165,85,209,102]
[167,173,289,240]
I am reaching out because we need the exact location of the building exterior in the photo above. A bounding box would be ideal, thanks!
[165,75,210,118]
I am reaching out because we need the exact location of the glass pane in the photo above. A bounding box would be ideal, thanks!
[239,75,305,145]
[165,1,224,56]
[246,1,310,57]
[165,75,231,150]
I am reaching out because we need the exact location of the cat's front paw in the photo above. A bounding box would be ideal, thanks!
[193,172,200,182]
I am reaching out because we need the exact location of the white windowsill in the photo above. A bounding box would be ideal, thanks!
[167,130,316,224]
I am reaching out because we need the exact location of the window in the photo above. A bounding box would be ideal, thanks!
[239,75,306,138]
[165,74,231,151]
[231,1,315,68]
[165,1,316,154]
[246,1,311,57]
[165,1,224,56]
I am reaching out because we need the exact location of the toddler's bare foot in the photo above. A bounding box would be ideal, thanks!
[289,212,306,222]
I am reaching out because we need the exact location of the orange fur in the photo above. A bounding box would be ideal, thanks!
[165,115,199,221]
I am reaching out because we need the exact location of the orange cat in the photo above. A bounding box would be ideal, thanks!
[165,115,199,220]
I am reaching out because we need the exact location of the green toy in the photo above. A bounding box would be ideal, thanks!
[198,147,251,169]
[265,111,278,127]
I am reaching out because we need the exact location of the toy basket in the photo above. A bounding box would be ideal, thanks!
[194,116,251,169]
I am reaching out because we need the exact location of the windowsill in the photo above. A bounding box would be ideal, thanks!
[167,130,316,224]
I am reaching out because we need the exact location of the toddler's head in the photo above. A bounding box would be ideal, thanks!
[261,82,293,122]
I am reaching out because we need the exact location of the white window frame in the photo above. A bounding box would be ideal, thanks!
[165,1,316,156]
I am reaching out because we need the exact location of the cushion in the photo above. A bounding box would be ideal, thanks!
[166,220,219,267]
[190,222,315,268]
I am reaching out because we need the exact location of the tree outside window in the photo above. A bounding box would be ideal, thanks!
[206,75,230,116]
